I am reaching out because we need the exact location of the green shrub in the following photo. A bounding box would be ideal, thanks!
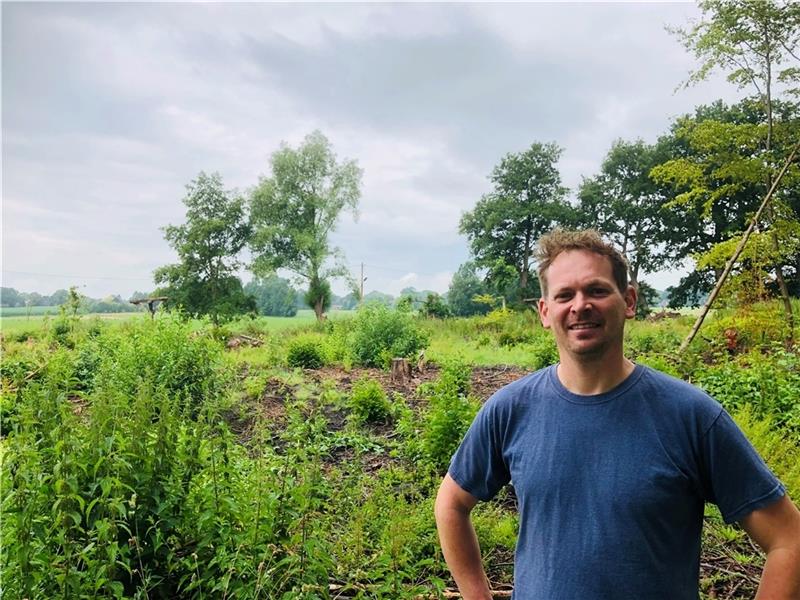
[497,329,534,347]
[421,393,479,472]
[12,330,38,343]
[323,317,354,363]
[431,358,472,398]
[704,302,792,352]
[732,406,800,499]
[473,503,519,553]
[528,335,559,370]
[693,347,800,430]
[73,341,102,392]
[635,353,682,378]
[349,377,391,425]
[479,307,515,332]
[50,318,72,346]
[91,314,227,413]
[624,327,681,358]
[420,293,451,319]
[286,334,327,369]
[418,361,480,471]
[349,303,429,368]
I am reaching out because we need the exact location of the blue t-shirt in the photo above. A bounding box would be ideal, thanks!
[448,364,784,599]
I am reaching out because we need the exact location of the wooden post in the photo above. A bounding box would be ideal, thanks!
[678,140,800,354]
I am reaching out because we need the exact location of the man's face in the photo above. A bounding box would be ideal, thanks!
[538,250,636,360]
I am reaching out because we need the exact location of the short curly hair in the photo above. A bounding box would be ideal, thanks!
[535,229,630,296]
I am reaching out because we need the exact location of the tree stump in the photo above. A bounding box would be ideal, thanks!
[390,358,411,385]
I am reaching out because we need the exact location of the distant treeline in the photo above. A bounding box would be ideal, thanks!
[0,287,148,314]
[1,277,667,320]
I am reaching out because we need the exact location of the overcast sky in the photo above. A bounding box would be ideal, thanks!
[2,2,743,300]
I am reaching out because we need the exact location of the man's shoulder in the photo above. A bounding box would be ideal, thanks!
[636,364,724,422]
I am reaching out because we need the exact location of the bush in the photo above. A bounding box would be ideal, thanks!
[704,302,793,353]
[50,318,72,346]
[420,293,451,319]
[287,334,327,369]
[349,377,391,425]
[92,314,227,413]
[635,353,682,378]
[428,358,472,398]
[693,347,800,430]
[528,335,559,370]
[733,406,800,498]
[479,307,515,332]
[473,503,518,553]
[349,303,429,368]
[624,326,681,358]
[418,360,480,471]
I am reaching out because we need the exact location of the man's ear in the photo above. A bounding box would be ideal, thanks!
[624,285,637,319]
[538,297,551,328]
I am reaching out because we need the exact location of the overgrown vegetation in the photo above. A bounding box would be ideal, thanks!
[2,297,797,598]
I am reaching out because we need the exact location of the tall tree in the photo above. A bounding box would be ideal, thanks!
[249,131,362,321]
[154,172,254,323]
[447,262,490,317]
[652,98,800,307]
[460,142,574,303]
[577,139,673,307]
[0,287,23,307]
[672,0,800,331]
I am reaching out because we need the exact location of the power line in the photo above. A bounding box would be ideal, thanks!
[355,263,449,277]
[2,269,154,282]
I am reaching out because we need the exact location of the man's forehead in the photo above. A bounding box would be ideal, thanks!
[549,250,614,275]
[549,276,614,291]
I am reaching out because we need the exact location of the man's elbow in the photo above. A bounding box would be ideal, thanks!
[435,473,478,525]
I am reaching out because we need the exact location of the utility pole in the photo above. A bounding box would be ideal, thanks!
[360,262,366,305]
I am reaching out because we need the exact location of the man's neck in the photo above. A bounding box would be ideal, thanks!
[556,352,635,396]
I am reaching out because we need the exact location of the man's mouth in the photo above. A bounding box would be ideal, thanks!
[568,322,600,330]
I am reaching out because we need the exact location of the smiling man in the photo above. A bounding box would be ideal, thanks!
[435,229,800,599]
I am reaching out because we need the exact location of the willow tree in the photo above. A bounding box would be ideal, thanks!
[249,131,362,321]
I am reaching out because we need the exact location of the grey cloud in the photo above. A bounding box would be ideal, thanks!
[3,2,736,298]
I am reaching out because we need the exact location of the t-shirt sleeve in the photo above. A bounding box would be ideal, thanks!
[701,409,785,524]
[447,395,511,501]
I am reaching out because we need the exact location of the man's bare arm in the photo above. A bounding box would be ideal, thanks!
[434,473,493,600]
[741,494,800,600]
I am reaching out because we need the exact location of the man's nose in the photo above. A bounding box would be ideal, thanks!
[570,293,593,312]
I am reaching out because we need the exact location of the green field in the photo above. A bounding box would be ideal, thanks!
[0,308,352,337]
[1,305,64,317]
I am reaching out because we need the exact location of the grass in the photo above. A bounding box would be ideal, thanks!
[426,327,546,368]
[0,312,139,336]
[0,306,63,317]
[0,308,355,338]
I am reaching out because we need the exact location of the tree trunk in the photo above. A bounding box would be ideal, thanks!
[314,296,325,322]
[761,45,794,344]
[390,358,411,385]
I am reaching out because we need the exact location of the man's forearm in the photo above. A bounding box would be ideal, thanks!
[755,546,800,600]
[435,505,492,600]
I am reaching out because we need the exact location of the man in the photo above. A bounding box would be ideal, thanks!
[435,229,800,599]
